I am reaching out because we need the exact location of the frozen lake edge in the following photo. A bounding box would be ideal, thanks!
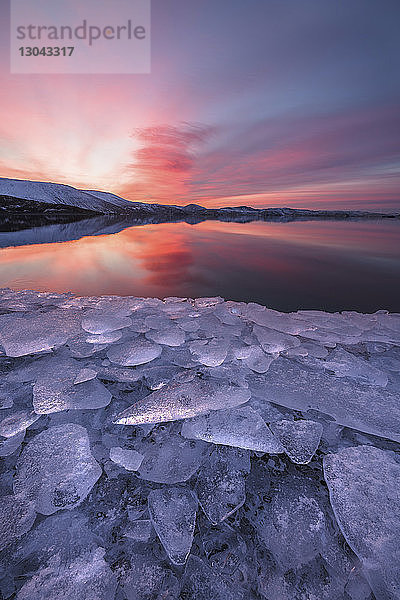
[0,288,399,600]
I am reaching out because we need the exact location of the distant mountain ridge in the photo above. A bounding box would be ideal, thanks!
[1,177,399,224]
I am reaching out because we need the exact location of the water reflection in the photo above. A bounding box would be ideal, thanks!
[0,219,399,312]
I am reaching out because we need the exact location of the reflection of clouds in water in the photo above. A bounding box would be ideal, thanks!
[0,220,399,311]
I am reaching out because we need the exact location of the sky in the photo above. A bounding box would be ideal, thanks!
[0,0,399,210]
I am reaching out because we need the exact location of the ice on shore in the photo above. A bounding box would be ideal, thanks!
[109,446,144,471]
[253,356,400,442]
[0,410,40,437]
[324,446,400,600]
[270,419,323,464]
[0,495,36,551]
[196,446,250,524]
[13,424,101,515]
[148,486,198,564]
[181,405,284,453]
[106,336,162,366]
[113,373,251,425]
[0,288,399,600]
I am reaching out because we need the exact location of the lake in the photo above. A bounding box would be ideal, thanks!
[1,218,399,313]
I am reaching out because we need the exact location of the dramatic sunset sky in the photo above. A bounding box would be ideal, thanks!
[1,0,399,210]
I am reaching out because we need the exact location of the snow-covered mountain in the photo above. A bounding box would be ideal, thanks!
[1,177,399,222]
[0,178,134,213]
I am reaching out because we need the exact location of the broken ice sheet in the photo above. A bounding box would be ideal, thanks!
[0,410,40,437]
[148,486,198,565]
[109,446,144,471]
[196,446,250,524]
[74,367,97,384]
[181,406,284,453]
[0,309,82,357]
[0,494,36,551]
[233,344,276,373]
[324,445,400,600]
[189,338,229,367]
[13,423,102,515]
[270,419,323,464]
[181,555,244,600]
[252,473,329,570]
[106,335,162,366]
[0,430,25,457]
[113,373,251,425]
[81,309,132,334]
[124,519,153,543]
[121,550,179,600]
[145,325,186,346]
[322,347,388,386]
[138,433,209,484]
[32,356,112,414]
[253,324,301,353]
[15,547,117,600]
[255,356,400,442]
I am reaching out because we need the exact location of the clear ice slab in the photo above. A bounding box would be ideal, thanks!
[270,419,323,464]
[253,357,400,442]
[0,410,40,437]
[15,548,117,600]
[114,373,251,425]
[0,309,81,357]
[138,433,209,484]
[13,423,102,515]
[324,445,400,600]
[148,486,198,565]
[196,446,250,524]
[0,494,36,551]
[109,446,144,471]
[181,405,284,453]
[106,335,162,366]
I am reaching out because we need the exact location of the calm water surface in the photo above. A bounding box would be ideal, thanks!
[1,219,399,312]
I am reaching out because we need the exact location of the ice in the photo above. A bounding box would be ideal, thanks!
[0,309,81,357]
[0,495,36,551]
[145,325,186,346]
[0,290,398,599]
[109,446,144,471]
[0,431,25,456]
[324,445,400,600]
[252,473,329,570]
[196,446,250,524]
[121,551,179,600]
[0,382,15,409]
[270,419,323,463]
[322,347,388,386]
[252,324,301,353]
[81,310,132,334]
[124,519,153,542]
[106,336,162,366]
[138,433,209,483]
[7,512,100,573]
[233,344,276,373]
[181,406,284,453]
[15,547,117,600]
[85,330,123,343]
[189,338,229,366]
[255,356,400,442]
[114,373,251,425]
[148,487,197,565]
[244,304,313,334]
[181,555,243,600]
[13,423,102,515]
[0,410,40,437]
[74,367,97,384]
[33,357,112,413]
